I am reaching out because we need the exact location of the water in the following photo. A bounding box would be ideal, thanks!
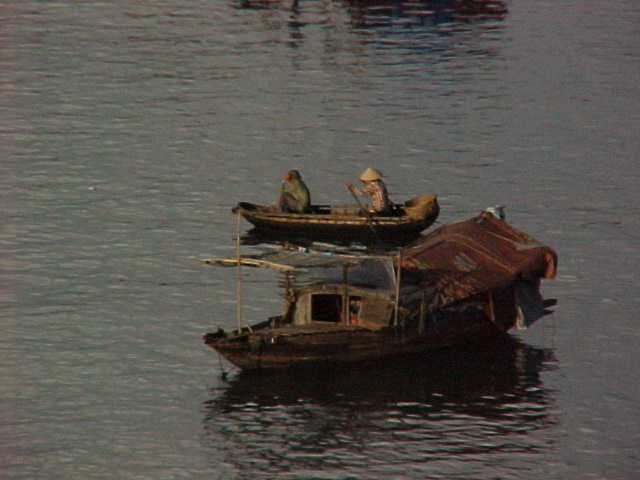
[2,0,639,478]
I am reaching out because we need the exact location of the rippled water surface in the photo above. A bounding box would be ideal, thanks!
[2,0,640,479]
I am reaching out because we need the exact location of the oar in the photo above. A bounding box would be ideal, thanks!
[347,184,383,245]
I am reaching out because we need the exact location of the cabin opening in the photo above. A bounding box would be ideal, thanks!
[311,294,341,323]
[309,294,363,324]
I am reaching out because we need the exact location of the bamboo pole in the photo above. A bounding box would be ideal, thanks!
[394,248,402,327]
[283,270,293,324]
[419,290,426,335]
[342,263,349,325]
[235,210,243,332]
[199,257,294,271]
[234,211,252,333]
[346,185,383,245]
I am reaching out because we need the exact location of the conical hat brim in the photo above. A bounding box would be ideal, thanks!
[359,168,382,181]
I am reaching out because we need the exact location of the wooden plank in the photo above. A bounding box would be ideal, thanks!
[198,257,295,271]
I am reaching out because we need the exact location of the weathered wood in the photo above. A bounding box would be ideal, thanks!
[198,257,295,271]
[203,210,558,371]
[231,194,440,243]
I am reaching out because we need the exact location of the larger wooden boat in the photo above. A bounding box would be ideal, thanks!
[202,209,557,371]
[232,193,439,244]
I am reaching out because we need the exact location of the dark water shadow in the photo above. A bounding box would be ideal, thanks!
[205,335,554,413]
[239,227,419,251]
[233,0,508,26]
[202,336,556,476]
[230,0,509,70]
[344,0,508,28]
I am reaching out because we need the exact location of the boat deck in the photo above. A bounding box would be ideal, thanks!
[239,322,371,338]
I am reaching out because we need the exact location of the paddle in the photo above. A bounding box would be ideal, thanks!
[346,184,383,245]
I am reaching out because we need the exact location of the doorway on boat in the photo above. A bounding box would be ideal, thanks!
[348,296,362,325]
[310,294,362,325]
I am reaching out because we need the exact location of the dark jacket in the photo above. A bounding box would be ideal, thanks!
[279,171,311,213]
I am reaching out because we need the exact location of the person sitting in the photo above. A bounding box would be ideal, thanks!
[278,169,311,213]
[347,167,393,216]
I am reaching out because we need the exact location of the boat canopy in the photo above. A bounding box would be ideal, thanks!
[200,248,397,293]
[399,211,558,308]
[199,210,558,306]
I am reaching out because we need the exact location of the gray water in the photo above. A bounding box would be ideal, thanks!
[2,0,639,478]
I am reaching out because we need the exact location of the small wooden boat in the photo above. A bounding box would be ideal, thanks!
[231,193,440,244]
[201,209,558,371]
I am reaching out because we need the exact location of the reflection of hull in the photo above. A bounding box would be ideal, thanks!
[241,225,420,248]
[203,337,556,478]
[345,0,508,27]
[206,335,554,412]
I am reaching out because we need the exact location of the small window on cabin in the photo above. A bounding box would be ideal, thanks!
[310,294,342,323]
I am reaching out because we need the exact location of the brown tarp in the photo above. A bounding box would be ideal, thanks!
[400,212,557,308]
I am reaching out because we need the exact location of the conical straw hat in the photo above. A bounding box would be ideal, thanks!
[359,167,382,181]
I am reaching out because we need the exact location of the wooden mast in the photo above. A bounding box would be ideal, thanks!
[235,210,251,332]
[394,248,402,327]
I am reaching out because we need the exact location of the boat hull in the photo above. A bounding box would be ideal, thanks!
[232,194,439,244]
[204,311,505,371]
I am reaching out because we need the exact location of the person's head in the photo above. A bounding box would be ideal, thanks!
[284,169,302,182]
[358,167,382,183]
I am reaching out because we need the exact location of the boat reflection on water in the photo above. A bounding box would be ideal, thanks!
[202,336,557,476]
[345,0,508,27]
[239,226,416,250]
[232,0,508,26]
[206,335,554,411]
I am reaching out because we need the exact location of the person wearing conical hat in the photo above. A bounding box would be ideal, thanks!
[278,169,311,213]
[346,167,393,216]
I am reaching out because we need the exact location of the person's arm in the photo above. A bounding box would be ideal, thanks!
[346,183,364,195]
